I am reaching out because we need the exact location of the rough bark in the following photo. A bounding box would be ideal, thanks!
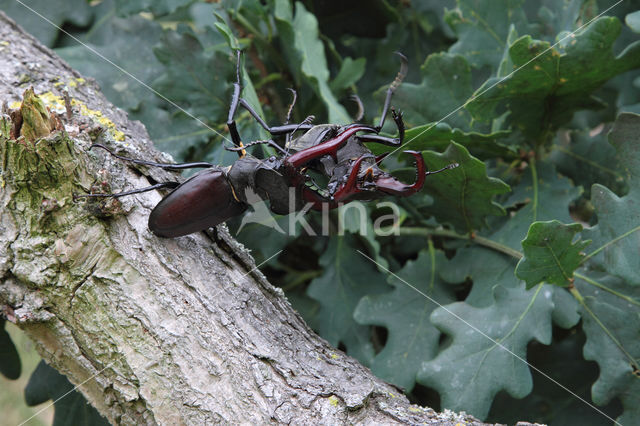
[0,12,518,425]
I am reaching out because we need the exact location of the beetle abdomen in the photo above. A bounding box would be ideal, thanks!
[148,168,247,238]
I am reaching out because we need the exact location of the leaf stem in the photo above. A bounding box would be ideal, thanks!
[395,227,523,259]
[581,225,640,264]
[574,272,640,307]
[530,156,538,222]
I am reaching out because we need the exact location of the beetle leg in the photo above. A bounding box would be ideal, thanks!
[392,108,405,143]
[89,144,215,170]
[377,52,408,130]
[357,107,405,146]
[226,50,245,156]
[356,134,400,146]
[238,98,314,136]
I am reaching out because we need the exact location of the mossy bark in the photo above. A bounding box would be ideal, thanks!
[0,10,510,426]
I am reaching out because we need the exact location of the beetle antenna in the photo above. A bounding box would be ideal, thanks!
[226,139,288,156]
[74,181,180,200]
[89,143,215,170]
[377,52,408,131]
[425,163,460,176]
[285,88,298,144]
[284,115,315,156]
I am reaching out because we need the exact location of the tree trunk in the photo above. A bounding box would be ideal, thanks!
[0,11,499,425]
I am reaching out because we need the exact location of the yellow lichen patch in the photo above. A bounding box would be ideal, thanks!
[408,406,422,413]
[54,77,86,89]
[330,352,339,360]
[328,396,339,407]
[70,99,125,141]
[38,91,67,114]
[67,78,85,88]
[16,90,125,141]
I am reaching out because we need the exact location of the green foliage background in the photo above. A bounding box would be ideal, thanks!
[2,0,640,424]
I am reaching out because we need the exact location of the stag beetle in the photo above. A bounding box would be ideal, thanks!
[79,51,458,237]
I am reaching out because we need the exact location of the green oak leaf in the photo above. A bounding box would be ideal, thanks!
[445,0,531,70]
[467,17,640,141]
[574,271,640,425]
[354,250,456,391]
[418,284,554,420]
[551,127,628,198]
[441,246,518,306]
[338,205,388,269]
[273,0,350,124]
[0,319,21,380]
[25,361,109,426]
[516,221,590,288]
[487,329,620,425]
[535,0,599,40]
[393,53,474,130]
[153,26,234,129]
[57,12,164,113]
[498,161,581,248]
[420,142,510,234]
[583,113,640,286]
[329,57,366,93]
[306,234,390,364]
[394,123,514,161]
[441,161,581,330]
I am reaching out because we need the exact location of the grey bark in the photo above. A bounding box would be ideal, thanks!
[0,11,523,426]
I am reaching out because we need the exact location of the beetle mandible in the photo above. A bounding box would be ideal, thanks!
[78,51,458,237]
